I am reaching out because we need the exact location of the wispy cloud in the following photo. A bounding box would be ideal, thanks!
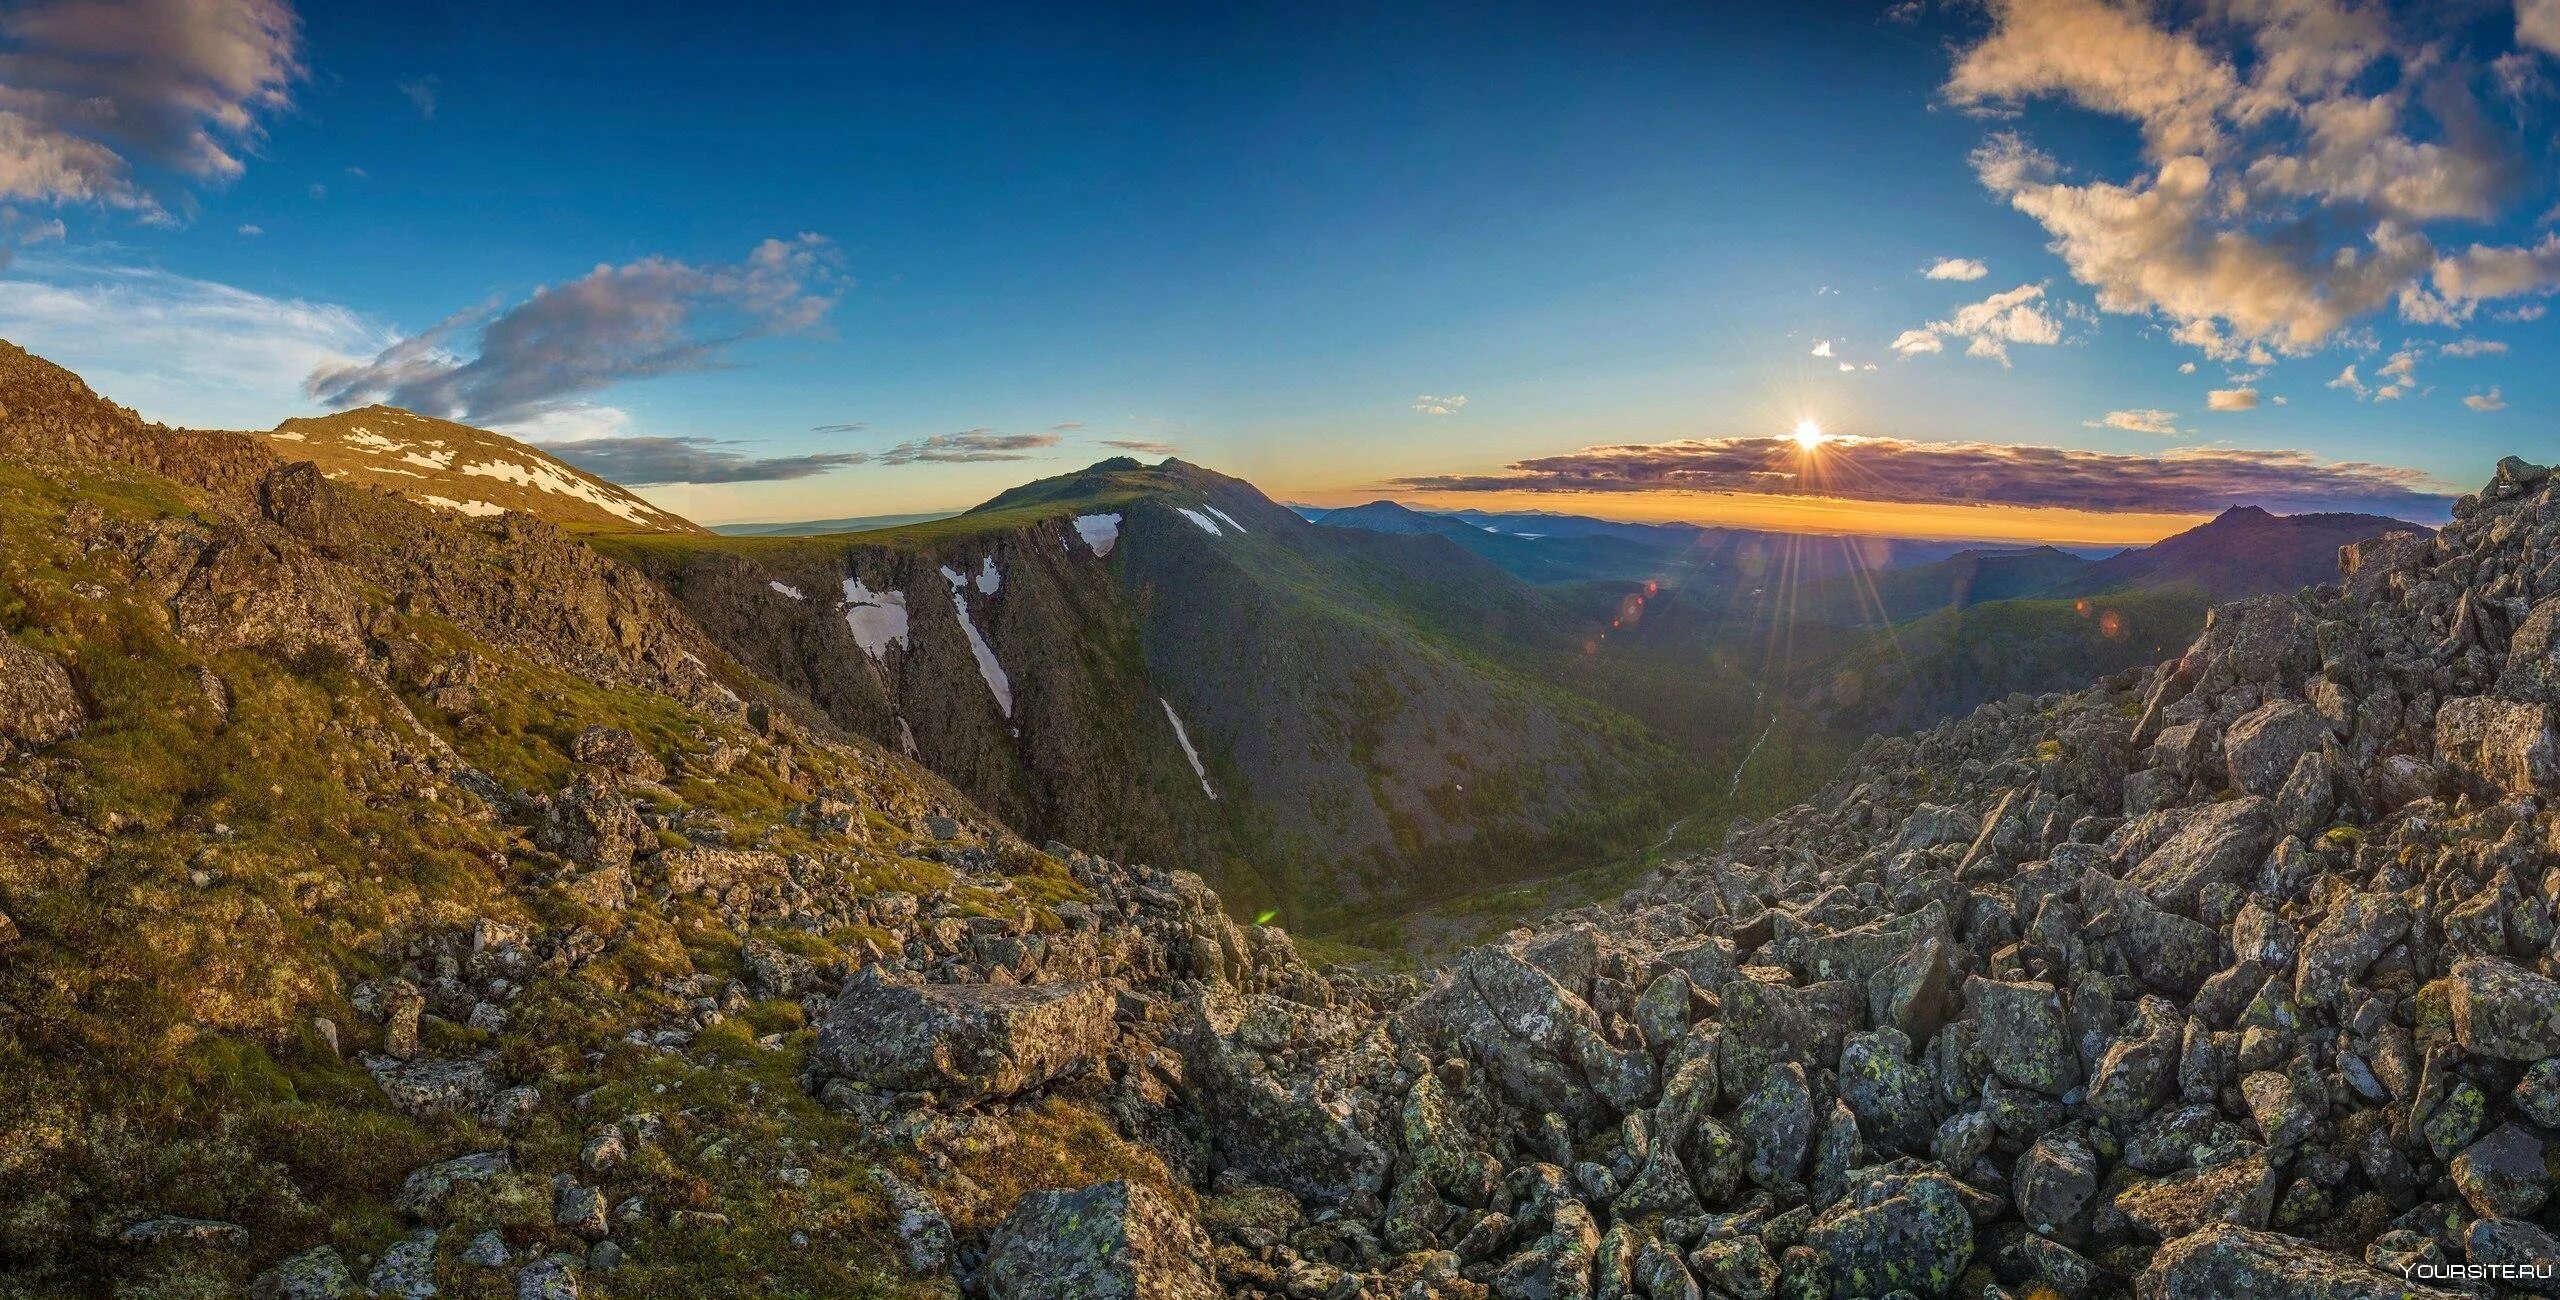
[1392,435,2453,519]
[544,436,867,486]
[2466,387,2508,412]
[0,256,387,428]
[1102,438,1180,455]
[2086,408,2178,435]
[873,429,1060,464]
[809,420,868,433]
[1924,257,1988,281]
[0,0,304,218]
[2439,338,2509,358]
[1411,393,1468,415]
[397,74,438,120]
[305,234,844,430]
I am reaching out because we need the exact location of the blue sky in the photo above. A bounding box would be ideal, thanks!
[1,0,2555,538]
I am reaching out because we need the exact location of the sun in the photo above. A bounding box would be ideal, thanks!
[1792,417,1827,451]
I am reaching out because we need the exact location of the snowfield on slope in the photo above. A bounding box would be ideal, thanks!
[839,578,910,660]
[1073,512,1122,556]
[1160,698,1217,799]
[941,566,1015,717]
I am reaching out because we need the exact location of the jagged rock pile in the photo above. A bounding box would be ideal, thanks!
[874,457,2560,1297]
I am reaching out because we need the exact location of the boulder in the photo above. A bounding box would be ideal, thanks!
[809,969,1112,1103]
[2436,697,2560,796]
[1803,1167,1975,1298]
[982,1181,1219,1300]
[1965,977,2079,1096]
[2446,957,2560,1060]
[0,635,84,755]
[2136,1223,2456,1300]
[249,1246,357,1300]
[2121,798,2276,916]
[2223,700,2328,798]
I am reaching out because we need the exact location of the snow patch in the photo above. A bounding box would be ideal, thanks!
[769,581,805,600]
[271,430,306,442]
[459,455,662,527]
[1160,699,1218,800]
[419,495,506,517]
[839,578,910,661]
[897,716,919,758]
[1206,505,1247,534]
[940,568,1014,717]
[975,557,1000,595]
[1073,512,1122,557]
[1175,507,1223,536]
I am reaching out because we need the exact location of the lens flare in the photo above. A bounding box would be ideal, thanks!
[1792,418,1827,451]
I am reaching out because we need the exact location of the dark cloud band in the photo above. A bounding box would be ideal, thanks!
[1391,436,2455,520]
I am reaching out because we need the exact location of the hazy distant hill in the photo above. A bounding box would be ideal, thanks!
[2074,504,2419,600]
[711,509,961,536]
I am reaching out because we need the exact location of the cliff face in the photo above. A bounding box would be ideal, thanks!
[608,461,1672,923]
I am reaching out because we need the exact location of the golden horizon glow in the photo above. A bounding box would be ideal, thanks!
[1792,417,1827,451]
[1289,483,2209,547]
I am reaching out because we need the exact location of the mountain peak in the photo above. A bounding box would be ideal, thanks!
[262,407,704,535]
[2212,504,2275,523]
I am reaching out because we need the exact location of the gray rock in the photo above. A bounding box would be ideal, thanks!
[397,1152,512,1221]
[1804,1167,1974,1298]
[515,1255,580,1300]
[117,1216,246,1246]
[249,1246,356,1300]
[0,635,84,755]
[810,968,1112,1102]
[2014,1132,2099,1242]
[2223,700,2328,798]
[1736,1062,1813,1193]
[1965,977,2079,1096]
[2120,797,2276,916]
[366,1230,440,1299]
[2135,1222,2454,1300]
[2449,1124,2553,1219]
[982,1180,1219,1300]
[2436,696,2560,796]
[875,1167,954,1275]
[2446,957,2560,1059]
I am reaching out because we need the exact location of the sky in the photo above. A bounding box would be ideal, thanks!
[1,0,2556,541]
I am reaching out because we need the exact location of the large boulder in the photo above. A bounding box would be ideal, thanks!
[2445,957,2560,1060]
[2436,697,2560,796]
[809,969,1113,1103]
[2120,798,2277,916]
[2136,1223,2457,1300]
[1804,1166,1975,1298]
[2223,700,2329,798]
[981,1181,1219,1300]
[0,635,84,755]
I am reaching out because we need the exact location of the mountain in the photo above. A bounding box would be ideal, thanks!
[259,405,704,534]
[711,509,961,536]
[2073,503,2421,599]
[601,458,1696,926]
[1313,499,1705,585]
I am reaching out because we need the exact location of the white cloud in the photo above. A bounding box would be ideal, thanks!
[1411,393,1468,416]
[1811,339,1834,357]
[2524,0,2560,57]
[2327,364,2367,398]
[236,222,261,236]
[2207,386,2261,411]
[2086,407,2179,435]
[2465,386,2508,411]
[2439,338,2509,357]
[2178,361,2197,374]
[1940,2,2552,363]
[0,0,303,218]
[1924,257,1989,281]
[1897,281,2066,366]
[0,256,389,427]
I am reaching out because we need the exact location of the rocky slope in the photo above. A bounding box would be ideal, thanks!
[260,406,703,535]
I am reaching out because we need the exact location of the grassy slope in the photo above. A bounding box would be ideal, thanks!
[0,453,1163,1298]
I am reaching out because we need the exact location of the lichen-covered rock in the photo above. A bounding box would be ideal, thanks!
[982,1180,1219,1300]
[2436,696,2560,796]
[1803,1167,1974,1298]
[249,1245,357,1300]
[2445,957,2560,1060]
[1966,977,2078,1096]
[810,968,1112,1102]
[2136,1223,2455,1300]
[0,635,84,755]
